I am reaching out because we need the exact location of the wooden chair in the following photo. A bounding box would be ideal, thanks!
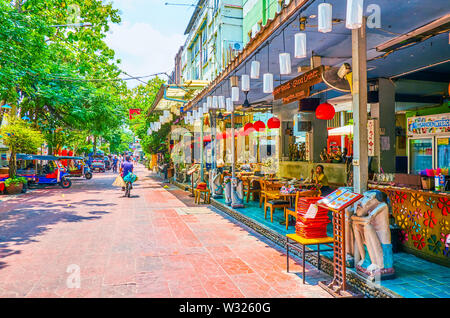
[242,176,260,203]
[262,180,290,223]
[194,188,211,204]
[284,189,321,230]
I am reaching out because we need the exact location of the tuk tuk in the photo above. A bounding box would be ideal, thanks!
[0,154,72,189]
[57,156,93,180]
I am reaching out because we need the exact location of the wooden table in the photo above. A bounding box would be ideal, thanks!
[286,233,334,284]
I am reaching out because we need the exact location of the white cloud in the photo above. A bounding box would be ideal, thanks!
[105,20,185,87]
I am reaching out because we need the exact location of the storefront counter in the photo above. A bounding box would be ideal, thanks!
[278,161,348,185]
[369,184,450,267]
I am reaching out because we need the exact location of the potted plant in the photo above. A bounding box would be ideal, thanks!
[4,176,27,194]
[0,114,44,194]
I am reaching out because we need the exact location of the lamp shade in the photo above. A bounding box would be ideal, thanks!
[231,86,239,102]
[212,96,218,109]
[318,3,333,33]
[243,123,255,135]
[207,96,212,108]
[250,61,260,79]
[218,96,226,109]
[226,97,233,112]
[241,74,250,92]
[253,120,266,132]
[267,117,281,129]
[203,102,207,113]
[263,73,274,93]
[279,53,291,75]
[316,102,335,120]
[346,0,364,29]
[294,33,307,58]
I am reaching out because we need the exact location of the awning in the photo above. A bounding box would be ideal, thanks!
[328,125,353,136]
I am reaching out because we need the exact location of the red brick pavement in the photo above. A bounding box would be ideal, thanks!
[0,165,331,298]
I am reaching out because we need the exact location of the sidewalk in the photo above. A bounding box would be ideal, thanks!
[0,164,331,297]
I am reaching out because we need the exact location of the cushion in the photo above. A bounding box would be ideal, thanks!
[267,200,290,205]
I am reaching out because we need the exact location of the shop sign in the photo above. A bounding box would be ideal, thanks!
[407,113,450,136]
[273,66,324,104]
[368,119,375,156]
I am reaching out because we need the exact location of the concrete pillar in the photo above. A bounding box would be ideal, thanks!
[377,78,396,173]
[352,18,368,194]
[311,115,328,163]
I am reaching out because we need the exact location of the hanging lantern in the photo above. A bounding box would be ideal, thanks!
[253,120,266,132]
[207,96,212,108]
[212,96,218,109]
[316,102,335,120]
[318,3,333,33]
[230,76,239,88]
[267,117,281,129]
[279,53,291,75]
[263,73,274,93]
[203,102,208,113]
[231,86,239,102]
[243,123,255,135]
[241,74,250,92]
[226,97,233,112]
[250,61,260,79]
[346,0,364,29]
[294,33,307,58]
[218,96,226,109]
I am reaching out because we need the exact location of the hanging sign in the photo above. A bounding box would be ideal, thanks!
[407,113,450,136]
[367,119,375,156]
[129,108,141,120]
[273,66,324,104]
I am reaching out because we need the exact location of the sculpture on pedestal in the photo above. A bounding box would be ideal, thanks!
[209,168,223,198]
[345,190,395,280]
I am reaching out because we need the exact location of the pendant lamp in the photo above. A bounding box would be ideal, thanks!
[318,3,333,33]
[263,73,274,93]
[267,117,281,129]
[243,123,255,135]
[226,97,233,112]
[207,96,212,108]
[241,74,250,92]
[250,61,260,79]
[218,96,226,109]
[253,120,266,132]
[294,33,307,58]
[346,0,364,29]
[231,86,239,102]
[279,53,291,75]
[212,96,218,109]
[316,102,335,120]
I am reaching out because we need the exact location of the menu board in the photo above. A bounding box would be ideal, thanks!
[317,188,363,211]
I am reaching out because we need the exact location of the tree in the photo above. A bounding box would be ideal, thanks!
[0,114,44,178]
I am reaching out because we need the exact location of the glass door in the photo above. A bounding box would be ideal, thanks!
[409,138,433,174]
[436,136,450,171]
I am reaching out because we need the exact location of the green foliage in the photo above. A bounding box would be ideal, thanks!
[5,176,27,187]
[0,115,44,154]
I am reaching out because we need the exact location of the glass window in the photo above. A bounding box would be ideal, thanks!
[409,138,433,174]
[437,137,450,170]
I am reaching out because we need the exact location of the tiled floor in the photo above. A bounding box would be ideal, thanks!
[207,188,450,298]
[0,166,331,298]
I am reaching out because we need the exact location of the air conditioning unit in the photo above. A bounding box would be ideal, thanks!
[229,42,243,51]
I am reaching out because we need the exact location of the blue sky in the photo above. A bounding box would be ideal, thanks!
[105,0,196,87]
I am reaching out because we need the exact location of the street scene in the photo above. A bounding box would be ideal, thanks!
[1,0,450,302]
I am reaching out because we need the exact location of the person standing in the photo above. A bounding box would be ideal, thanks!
[112,155,118,173]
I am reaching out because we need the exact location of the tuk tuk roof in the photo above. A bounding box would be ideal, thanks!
[56,156,84,160]
[16,154,59,161]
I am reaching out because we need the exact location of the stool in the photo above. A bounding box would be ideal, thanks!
[286,233,334,284]
[194,188,210,204]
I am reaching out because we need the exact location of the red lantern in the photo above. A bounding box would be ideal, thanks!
[243,123,255,135]
[203,135,212,142]
[267,117,280,129]
[253,120,266,132]
[316,102,335,120]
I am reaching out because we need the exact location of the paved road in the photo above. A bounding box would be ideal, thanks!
[0,165,330,297]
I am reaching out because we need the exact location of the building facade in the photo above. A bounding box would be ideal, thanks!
[181,0,244,83]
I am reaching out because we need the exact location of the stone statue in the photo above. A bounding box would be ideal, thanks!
[346,190,395,280]
[209,168,223,198]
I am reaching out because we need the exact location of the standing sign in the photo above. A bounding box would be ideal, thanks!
[273,66,324,104]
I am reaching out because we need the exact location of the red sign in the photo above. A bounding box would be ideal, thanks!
[129,109,141,120]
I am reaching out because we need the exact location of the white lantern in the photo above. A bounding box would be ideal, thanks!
[279,53,291,75]
[218,96,226,109]
[294,33,307,58]
[231,86,239,102]
[241,74,250,92]
[250,61,260,79]
[207,96,212,108]
[198,107,204,117]
[226,97,233,112]
[163,110,170,117]
[318,3,333,33]
[203,102,207,113]
[346,0,364,29]
[263,73,273,93]
[212,96,218,109]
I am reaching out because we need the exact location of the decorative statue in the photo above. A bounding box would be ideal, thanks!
[224,176,232,205]
[346,190,395,280]
[209,168,223,198]
[231,177,244,208]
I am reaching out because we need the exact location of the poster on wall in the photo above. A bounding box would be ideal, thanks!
[407,113,450,136]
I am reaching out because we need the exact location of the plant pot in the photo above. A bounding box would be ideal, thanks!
[6,183,23,195]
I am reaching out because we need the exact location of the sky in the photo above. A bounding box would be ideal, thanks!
[105,0,196,87]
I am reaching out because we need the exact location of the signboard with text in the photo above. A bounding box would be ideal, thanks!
[407,113,450,136]
[273,66,324,104]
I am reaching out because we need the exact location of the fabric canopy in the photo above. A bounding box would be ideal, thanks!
[328,125,353,136]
